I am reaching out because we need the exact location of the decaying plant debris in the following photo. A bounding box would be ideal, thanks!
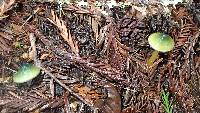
[0,0,199,113]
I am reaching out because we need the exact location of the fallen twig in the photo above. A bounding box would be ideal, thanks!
[40,66,95,108]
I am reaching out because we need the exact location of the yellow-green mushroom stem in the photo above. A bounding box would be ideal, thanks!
[147,32,174,67]
[147,50,159,67]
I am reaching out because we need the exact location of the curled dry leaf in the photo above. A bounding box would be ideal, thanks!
[72,84,104,105]
[72,83,121,113]
[94,83,121,113]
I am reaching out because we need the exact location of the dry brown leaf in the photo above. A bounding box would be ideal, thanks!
[0,31,11,51]
[73,84,104,104]
[10,23,24,34]
[0,0,15,19]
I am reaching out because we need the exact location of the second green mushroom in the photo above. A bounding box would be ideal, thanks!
[13,64,41,83]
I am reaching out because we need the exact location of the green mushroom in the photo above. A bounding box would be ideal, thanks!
[147,32,175,67]
[13,64,40,83]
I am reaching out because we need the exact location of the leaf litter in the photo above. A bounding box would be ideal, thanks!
[0,0,199,113]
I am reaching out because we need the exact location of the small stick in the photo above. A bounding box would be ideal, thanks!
[40,66,95,109]
[29,33,40,66]
[21,7,40,27]
[50,78,55,97]
[63,91,71,113]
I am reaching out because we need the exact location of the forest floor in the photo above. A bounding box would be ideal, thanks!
[0,0,199,113]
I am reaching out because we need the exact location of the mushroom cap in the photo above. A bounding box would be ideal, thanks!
[13,64,40,83]
[148,32,174,52]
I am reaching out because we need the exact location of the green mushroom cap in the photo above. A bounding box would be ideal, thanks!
[13,64,40,83]
[148,32,175,52]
